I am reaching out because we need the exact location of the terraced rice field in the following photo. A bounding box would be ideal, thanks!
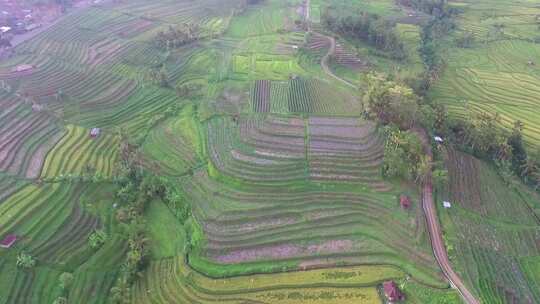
[132,256,401,304]
[0,0,505,303]
[177,113,448,289]
[430,0,540,148]
[440,149,540,303]
[141,106,203,176]
[0,90,64,178]
[251,78,359,114]
[41,125,119,178]
[0,1,244,302]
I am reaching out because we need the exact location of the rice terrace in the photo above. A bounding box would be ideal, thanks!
[0,0,539,303]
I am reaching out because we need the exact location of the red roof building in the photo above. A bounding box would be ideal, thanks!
[383,280,405,302]
[399,194,411,209]
[0,234,17,248]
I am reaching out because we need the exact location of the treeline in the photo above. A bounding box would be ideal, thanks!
[363,72,540,190]
[321,8,406,60]
[415,0,458,93]
[108,141,192,304]
[153,24,201,50]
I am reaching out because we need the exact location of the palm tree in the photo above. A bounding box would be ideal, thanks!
[16,252,36,269]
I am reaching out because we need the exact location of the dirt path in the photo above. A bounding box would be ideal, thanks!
[413,128,480,304]
[319,35,357,89]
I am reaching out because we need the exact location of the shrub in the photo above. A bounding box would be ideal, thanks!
[16,252,36,269]
[89,229,108,249]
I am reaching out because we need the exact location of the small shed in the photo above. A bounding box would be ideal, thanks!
[443,201,452,208]
[0,26,11,33]
[12,64,33,73]
[434,136,444,143]
[0,234,17,248]
[399,194,412,209]
[383,281,405,302]
[90,128,101,138]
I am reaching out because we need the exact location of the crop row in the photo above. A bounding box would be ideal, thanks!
[0,91,64,178]
[41,125,119,178]
[132,255,401,304]
[443,150,540,303]
[254,77,360,114]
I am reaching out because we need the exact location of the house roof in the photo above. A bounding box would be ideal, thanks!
[399,194,411,208]
[0,234,17,248]
[383,281,404,301]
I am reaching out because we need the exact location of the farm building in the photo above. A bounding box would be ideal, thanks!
[90,128,101,138]
[12,64,33,72]
[399,194,411,209]
[0,234,17,248]
[443,201,452,208]
[383,280,405,302]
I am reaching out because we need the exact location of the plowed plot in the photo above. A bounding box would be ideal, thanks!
[333,42,368,70]
[252,80,271,112]
[441,149,540,303]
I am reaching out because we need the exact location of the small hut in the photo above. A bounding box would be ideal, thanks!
[12,64,33,73]
[399,194,411,209]
[0,234,17,248]
[383,281,405,302]
[90,128,101,138]
[443,201,452,208]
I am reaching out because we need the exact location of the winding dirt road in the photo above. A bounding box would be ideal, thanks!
[414,128,480,304]
[313,21,480,302]
[320,35,357,89]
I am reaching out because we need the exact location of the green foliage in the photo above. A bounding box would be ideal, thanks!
[363,73,425,129]
[88,230,108,249]
[59,272,74,291]
[455,31,475,48]
[382,126,427,182]
[16,252,36,269]
[153,24,201,50]
[322,8,406,59]
[52,297,68,304]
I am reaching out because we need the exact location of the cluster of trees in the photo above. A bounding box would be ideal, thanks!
[363,73,442,130]
[444,112,540,189]
[109,153,155,304]
[175,82,204,99]
[147,67,169,88]
[153,24,201,50]
[382,126,430,183]
[88,229,108,249]
[16,252,36,268]
[109,137,194,303]
[364,72,540,190]
[52,272,74,304]
[321,9,406,60]
[363,73,436,183]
